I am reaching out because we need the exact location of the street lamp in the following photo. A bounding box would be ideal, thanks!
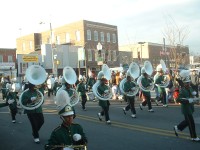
[39,21,56,76]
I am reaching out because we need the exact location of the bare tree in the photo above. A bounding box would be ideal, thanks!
[162,15,190,69]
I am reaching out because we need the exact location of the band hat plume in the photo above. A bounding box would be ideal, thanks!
[59,104,74,116]
[55,89,71,110]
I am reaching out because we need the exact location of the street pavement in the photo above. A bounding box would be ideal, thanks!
[0,93,200,150]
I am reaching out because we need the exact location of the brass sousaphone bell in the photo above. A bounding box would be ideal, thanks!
[19,65,47,110]
[56,66,79,107]
[119,62,140,96]
[92,64,112,100]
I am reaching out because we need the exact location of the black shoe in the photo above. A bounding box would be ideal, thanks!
[139,104,143,110]
[155,100,159,106]
[122,108,126,115]
[34,138,40,144]
[174,126,179,137]
[97,113,102,121]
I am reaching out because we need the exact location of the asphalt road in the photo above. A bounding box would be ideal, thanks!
[0,94,200,150]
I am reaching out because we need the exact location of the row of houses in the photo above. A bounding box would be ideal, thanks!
[0,20,190,81]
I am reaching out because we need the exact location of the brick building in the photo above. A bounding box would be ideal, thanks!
[0,48,17,79]
[119,42,190,69]
[16,20,120,75]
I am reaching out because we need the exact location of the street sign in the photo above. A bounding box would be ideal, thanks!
[22,55,38,62]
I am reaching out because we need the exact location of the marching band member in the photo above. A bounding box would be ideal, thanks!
[53,77,60,96]
[122,72,137,118]
[155,68,168,107]
[21,82,44,144]
[139,68,154,112]
[190,69,199,98]
[45,104,88,150]
[97,77,111,124]
[77,76,87,111]
[174,70,200,142]
[47,75,55,97]
[1,76,10,100]
[86,72,96,92]
[6,83,18,123]
[62,80,76,119]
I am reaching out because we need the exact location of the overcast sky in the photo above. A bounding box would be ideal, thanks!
[0,0,199,54]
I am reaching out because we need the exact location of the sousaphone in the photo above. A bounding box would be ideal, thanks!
[19,65,47,110]
[119,62,140,96]
[92,64,112,100]
[137,61,154,92]
[154,59,170,88]
[56,66,79,106]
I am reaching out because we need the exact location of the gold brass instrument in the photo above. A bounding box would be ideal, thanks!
[55,66,79,107]
[19,65,47,110]
[119,62,140,96]
[45,144,87,150]
[137,61,154,92]
[92,64,112,100]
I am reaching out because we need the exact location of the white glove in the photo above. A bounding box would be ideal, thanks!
[131,87,135,91]
[73,133,82,141]
[188,98,194,103]
[31,97,37,101]
[104,90,109,94]
[8,99,15,104]
[192,91,197,96]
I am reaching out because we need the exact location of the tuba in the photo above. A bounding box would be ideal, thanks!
[19,65,47,110]
[56,66,79,106]
[92,64,112,100]
[119,62,140,96]
[137,61,154,92]
[154,59,170,88]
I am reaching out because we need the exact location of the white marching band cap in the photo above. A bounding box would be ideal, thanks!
[179,70,191,83]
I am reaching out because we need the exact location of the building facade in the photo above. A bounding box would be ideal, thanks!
[0,48,17,79]
[16,20,120,75]
[119,42,190,69]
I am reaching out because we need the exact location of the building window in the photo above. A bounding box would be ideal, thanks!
[95,50,99,61]
[0,55,3,62]
[100,32,104,42]
[94,31,98,41]
[66,33,70,43]
[107,33,110,42]
[112,33,116,43]
[87,30,91,40]
[112,50,117,61]
[29,41,32,50]
[75,30,80,41]
[56,36,60,44]
[108,50,111,61]
[8,55,13,62]
[88,49,92,61]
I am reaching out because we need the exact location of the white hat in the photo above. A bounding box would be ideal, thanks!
[156,64,162,71]
[179,70,191,83]
[141,67,146,74]
[59,104,74,116]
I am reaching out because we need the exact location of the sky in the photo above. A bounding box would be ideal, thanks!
[0,0,199,54]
